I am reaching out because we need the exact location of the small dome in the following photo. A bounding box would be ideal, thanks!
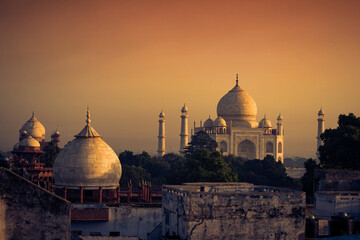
[214,116,227,127]
[203,116,214,128]
[52,130,60,135]
[318,108,324,116]
[217,77,257,128]
[159,111,165,118]
[20,113,45,140]
[259,115,272,128]
[277,113,283,121]
[181,104,188,113]
[19,135,40,148]
[53,108,122,190]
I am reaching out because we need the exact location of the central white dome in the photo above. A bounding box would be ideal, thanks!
[53,109,122,190]
[217,80,258,128]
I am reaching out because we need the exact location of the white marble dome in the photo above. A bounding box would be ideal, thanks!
[53,109,122,190]
[214,116,226,127]
[259,115,272,128]
[217,81,258,128]
[19,135,40,148]
[203,117,214,128]
[20,113,45,140]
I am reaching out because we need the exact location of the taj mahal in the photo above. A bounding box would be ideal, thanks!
[158,74,284,162]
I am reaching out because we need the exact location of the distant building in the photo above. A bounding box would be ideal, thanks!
[11,112,59,187]
[191,75,284,162]
[162,182,305,240]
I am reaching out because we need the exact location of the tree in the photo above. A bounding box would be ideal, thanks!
[319,113,360,169]
[235,155,297,188]
[301,158,319,203]
[120,165,150,186]
[40,142,61,167]
[184,131,218,159]
[181,149,237,183]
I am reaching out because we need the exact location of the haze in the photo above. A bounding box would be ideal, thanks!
[1,0,360,158]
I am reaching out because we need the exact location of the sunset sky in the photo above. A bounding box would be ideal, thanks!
[1,0,360,158]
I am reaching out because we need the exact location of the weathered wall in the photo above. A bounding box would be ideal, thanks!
[314,191,360,220]
[71,205,162,239]
[315,169,360,192]
[0,167,71,240]
[163,184,305,240]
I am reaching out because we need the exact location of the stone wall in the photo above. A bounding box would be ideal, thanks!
[314,191,360,220]
[163,183,305,240]
[0,167,71,240]
[71,205,162,239]
[315,169,360,192]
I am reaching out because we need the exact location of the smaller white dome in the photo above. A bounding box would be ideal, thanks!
[214,116,227,127]
[204,116,214,128]
[19,135,40,148]
[259,115,272,128]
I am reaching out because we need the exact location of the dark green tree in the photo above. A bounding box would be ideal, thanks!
[184,131,218,159]
[319,113,360,169]
[120,164,150,186]
[40,142,61,167]
[182,149,237,183]
[301,158,319,203]
[236,155,297,188]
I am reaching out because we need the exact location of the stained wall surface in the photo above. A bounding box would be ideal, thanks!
[0,167,71,240]
[162,183,305,240]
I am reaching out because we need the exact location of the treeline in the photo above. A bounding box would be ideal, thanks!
[119,131,298,188]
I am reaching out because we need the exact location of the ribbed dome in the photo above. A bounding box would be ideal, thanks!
[203,116,214,128]
[259,115,272,128]
[20,113,45,140]
[214,116,227,127]
[19,135,40,148]
[53,109,122,190]
[217,79,258,128]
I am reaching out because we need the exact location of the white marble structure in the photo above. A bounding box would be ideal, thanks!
[157,111,166,157]
[179,104,189,155]
[317,108,325,156]
[192,75,284,162]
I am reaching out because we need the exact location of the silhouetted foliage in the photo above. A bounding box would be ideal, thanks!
[120,164,150,186]
[181,149,237,183]
[319,113,360,169]
[301,158,319,203]
[184,131,218,160]
[40,142,61,167]
[226,155,297,188]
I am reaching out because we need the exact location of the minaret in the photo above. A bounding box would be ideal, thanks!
[51,130,61,148]
[157,111,166,157]
[317,107,325,155]
[277,113,283,135]
[179,104,189,154]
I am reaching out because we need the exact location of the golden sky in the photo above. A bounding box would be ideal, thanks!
[1,0,360,157]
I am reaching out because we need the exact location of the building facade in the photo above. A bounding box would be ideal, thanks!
[193,75,284,162]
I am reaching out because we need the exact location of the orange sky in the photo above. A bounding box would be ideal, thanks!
[1,0,360,157]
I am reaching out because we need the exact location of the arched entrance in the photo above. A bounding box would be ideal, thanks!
[237,140,256,159]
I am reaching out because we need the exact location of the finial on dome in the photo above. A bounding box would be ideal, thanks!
[32,111,35,117]
[236,73,238,86]
[86,106,91,126]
